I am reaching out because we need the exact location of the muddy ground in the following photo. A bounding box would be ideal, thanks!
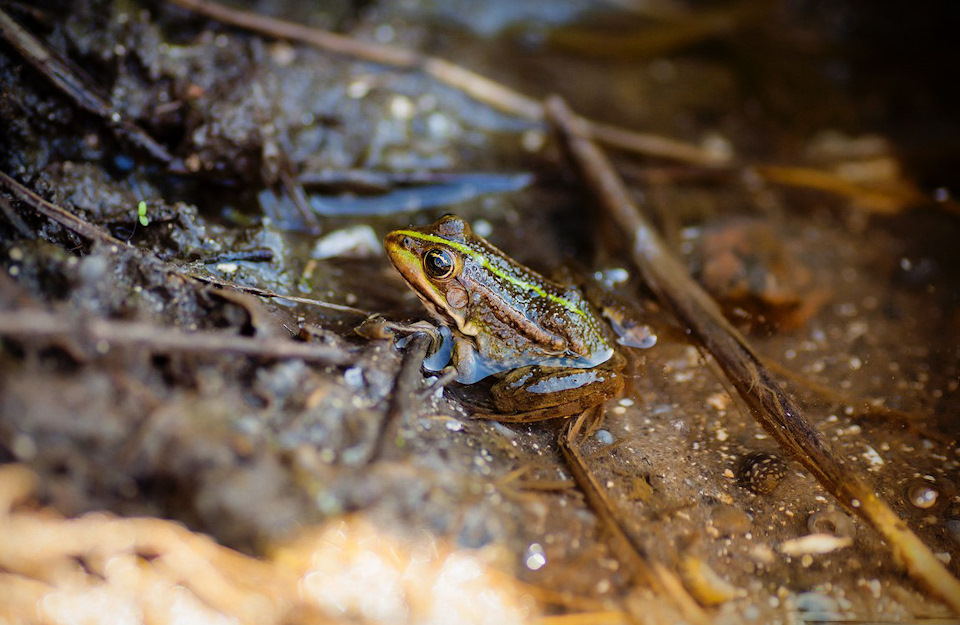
[1,1,959,623]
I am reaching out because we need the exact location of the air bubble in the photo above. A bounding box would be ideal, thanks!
[906,480,940,509]
[524,543,547,570]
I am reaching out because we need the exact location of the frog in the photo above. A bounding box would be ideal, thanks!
[383,214,625,421]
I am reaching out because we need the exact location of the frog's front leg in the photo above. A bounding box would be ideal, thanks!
[450,336,517,385]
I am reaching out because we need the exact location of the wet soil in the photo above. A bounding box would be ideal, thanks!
[1,1,958,623]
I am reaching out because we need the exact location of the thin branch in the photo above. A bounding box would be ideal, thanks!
[184,272,372,315]
[0,194,34,238]
[0,307,354,365]
[559,412,710,625]
[588,120,727,167]
[0,170,125,247]
[167,0,959,208]
[368,332,432,463]
[753,164,960,214]
[546,95,960,614]
[0,8,181,168]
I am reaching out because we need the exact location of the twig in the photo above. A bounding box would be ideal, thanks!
[0,194,34,238]
[0,308,354,365]
[368,332,432,463]
[545,95,960,614]
[764,358,954,444]
[752,164,955,214]
[0,8,181,168]
[165,0,726,166]
[185,272,372,315]
[549,0,775,60]
[588,120,727,166]
[198,249,276,264]
[168,0,955,208]
[559,411,710,625]
[0,170,125,247]
[279,167,320,232]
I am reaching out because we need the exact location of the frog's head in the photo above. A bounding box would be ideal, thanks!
[384,215,480,337]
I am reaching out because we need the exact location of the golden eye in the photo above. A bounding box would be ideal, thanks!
[423,248,455,279]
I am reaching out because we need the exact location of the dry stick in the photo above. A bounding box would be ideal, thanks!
[169,2,934,208]
[165,0,725,166]
[0,307,352,364]
[368,332,432,463]
[559,413,711,625]
[752,164,926,214]
[0,195,34,239]
[763,358,953,445]
[186,272,372,315]
[0,308,353,365]
[0,8,180,168]
[0,170,125,247]
[545,95,960,614]
[176,0,958,211]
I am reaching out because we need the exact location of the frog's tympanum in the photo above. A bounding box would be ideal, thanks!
[384,215,624,420]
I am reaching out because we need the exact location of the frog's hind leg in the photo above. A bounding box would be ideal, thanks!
[468,400,586,423]
[490,366,623,417]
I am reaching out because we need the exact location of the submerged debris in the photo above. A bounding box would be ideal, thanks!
[779,533,853,556]
[677,555,746,606]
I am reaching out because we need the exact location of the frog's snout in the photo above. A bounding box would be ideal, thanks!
[383,231,404,249]
[383,231,414,259]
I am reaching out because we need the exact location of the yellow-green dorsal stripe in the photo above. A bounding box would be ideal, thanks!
[393,229,588,319]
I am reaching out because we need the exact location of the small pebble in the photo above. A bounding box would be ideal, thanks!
[779,533,852,556]
[795,591,842,621]
[678,555,745,605]
[343,367,364,389]
[710,505,753,536]
[807,508,857,539]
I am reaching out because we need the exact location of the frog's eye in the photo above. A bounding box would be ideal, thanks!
[423,248,456,279]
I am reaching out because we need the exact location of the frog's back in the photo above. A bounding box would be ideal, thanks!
[460,239,614,368]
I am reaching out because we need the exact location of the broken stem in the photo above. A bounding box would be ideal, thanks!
[0,170,124,247]
[0,308,354,365]
[559,411,710,625]
[369,332,432,463]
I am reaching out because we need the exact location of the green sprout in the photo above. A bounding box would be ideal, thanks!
[137,201,149,227]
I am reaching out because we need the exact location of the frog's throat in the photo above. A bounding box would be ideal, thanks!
[390,229,591,322]
[389,246,479,337]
